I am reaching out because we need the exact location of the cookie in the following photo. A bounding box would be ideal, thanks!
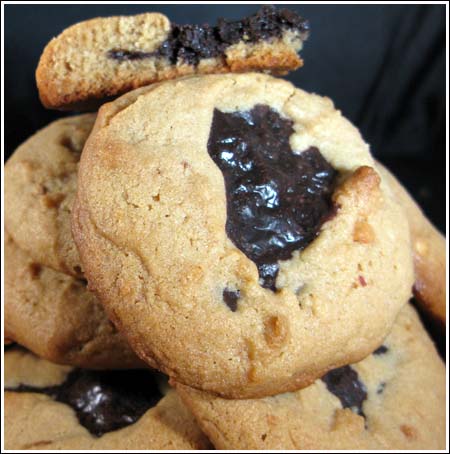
[4,347,210,450]
[376,162,446,325]
[176,304,446,450]
[5,113,95,278]
[36,6,309,110]
[4,230,142,369]
[73,73,414,398]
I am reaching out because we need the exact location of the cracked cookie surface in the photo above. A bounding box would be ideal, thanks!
[73,73,414,398]
[176,304,446,450]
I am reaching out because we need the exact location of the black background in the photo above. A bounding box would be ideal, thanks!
[4,4,446,233]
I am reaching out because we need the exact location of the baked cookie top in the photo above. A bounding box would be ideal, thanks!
[176,304,446,450]
[73,73,414,398]
[4,347,210,450]
[5,113,95,278]
[36,6,309,110]
[4,231,142,369]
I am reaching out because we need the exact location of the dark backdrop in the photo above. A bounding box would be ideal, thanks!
[4,4,446,232]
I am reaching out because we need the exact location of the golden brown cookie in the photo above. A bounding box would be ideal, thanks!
[5,113,95,278]
[36,6,309,110]
[73,73,414,398]
[4,347,210,450]
[376,162,446,325]
[176,304,446,450]
[4,230,142,369]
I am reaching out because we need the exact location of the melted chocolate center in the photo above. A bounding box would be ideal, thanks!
[207,105,337,291]
[108,6,309,66]
[321,365,367,417]
[6,369,163,437]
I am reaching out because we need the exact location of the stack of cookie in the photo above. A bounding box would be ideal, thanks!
[4,7,446,450]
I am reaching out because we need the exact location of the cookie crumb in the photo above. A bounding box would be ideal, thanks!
[353,219,375,243]
[400,424,417,440]
[264,315,289,348]
[358,275,367,287]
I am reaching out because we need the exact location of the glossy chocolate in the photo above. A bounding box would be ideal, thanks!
[207,105,337,291]
[108,6,309,65]
[321,365,367,417]
[6,369,163,437]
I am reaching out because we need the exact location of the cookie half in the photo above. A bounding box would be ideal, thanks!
[5,113,95,278]
[176,304,446,450]
[4,347,210,450]
[4,231,143,369]
[73,73,414,398]
[376,162,446,326]
[36,6,309,110]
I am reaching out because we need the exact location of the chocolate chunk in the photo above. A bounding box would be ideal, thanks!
[321,365,367,417]
[245,6,307,41]
[28,263,42,279]
[106,49,154,61]
[373,345,389,355]
[108,6,309,66]
[6,369,163,437]
[77,277,89,287]
[207,105,337,291]
[223,288,240,312]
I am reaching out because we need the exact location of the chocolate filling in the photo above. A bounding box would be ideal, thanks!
[6,369,163,437]
[106,49,154,61]
[223,288,240,312]
[373,345,389,355]
[108,6,309,65]
[207,105,337,291]
[321,365,367,417]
